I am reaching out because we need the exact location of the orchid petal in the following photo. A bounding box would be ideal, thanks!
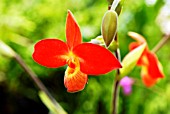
[142,74,157,87]
[146,52,164,79]
[33,39,69,68]
[129,42,140,51]
[141,66,157,87]
[64,67,88,92]
[73,43,121,75]
[66,10,82,50]
[128,32,146,43]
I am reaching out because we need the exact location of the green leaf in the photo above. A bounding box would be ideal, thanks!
[39,91,67,114]
[0,40,16,58]
[120,43,146,77]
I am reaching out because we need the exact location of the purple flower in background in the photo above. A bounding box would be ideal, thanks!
[120,76,134,95]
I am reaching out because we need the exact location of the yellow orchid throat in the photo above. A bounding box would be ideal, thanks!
[66,55,81,78]
[63,52,88,92]
[66,52,80,69]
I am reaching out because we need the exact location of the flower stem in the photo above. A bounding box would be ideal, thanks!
[13,53,67,114]
[111,0,120,10]
[112,77,120,114]
[112,34,121,114]
[108,1,121,113]
[151,34,170,53]
[0,40,67,113]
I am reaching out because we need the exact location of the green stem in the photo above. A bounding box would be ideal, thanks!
[112,77,120,114]
[151,34,170,53]
[111,0,120,10]
[13,53,67,114]
[107,1,121,113]
[0,40,67,113]
[112,34,121,114]
[108,1,121,113]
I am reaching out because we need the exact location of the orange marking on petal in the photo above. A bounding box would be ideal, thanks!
[66,10,82,50]
[64,66,88,93]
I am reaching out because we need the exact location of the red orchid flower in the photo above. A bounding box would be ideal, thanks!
[32,10,121,92]
[128,32,164,87]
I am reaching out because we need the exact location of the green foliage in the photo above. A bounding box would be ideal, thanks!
[0,0,170,114]
[39,91,67,114]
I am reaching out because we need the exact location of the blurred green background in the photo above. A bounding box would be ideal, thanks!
[0,0,170,114]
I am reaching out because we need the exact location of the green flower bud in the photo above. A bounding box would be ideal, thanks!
[101,10,118,47]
